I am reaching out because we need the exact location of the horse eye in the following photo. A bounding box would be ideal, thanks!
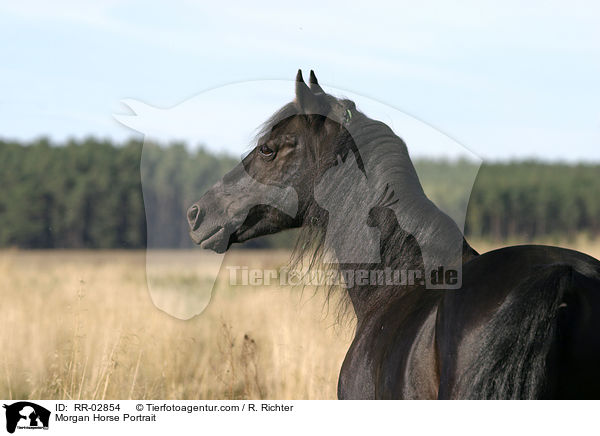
[259,144,274,157]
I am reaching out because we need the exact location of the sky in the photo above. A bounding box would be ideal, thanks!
[1,0,599,162]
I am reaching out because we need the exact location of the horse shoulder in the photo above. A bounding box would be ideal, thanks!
[339,293,441,400]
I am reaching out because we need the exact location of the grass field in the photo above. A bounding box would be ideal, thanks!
[1,238,599,400]
[0,249,352,400]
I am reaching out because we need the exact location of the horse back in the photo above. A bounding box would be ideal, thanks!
[437,245,600,399]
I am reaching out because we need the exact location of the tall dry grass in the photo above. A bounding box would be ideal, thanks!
[1,238,598,400]
[0,249,353,400]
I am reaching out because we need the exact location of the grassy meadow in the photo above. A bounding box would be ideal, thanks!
[1,238,599,400]
[0,249,352,400]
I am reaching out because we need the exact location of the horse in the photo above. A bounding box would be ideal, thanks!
[186,70,600,399]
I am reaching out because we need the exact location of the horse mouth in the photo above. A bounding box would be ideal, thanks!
[190,227,229,253]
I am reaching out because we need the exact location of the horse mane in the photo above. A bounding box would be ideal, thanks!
[254,102,299,143]
[257,98,475,321]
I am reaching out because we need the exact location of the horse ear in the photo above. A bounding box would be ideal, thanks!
[309,70,325,94]
[295,69,323,113]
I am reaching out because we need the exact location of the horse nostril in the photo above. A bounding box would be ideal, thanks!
[187,205,204,231]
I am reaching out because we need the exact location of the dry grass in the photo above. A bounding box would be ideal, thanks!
[471,235,600,260]
[0,249,353,400]
[1,238,598,400]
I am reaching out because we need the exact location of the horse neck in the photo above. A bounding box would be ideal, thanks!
[339,117,474,321]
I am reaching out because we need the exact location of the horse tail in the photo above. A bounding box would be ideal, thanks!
[553,263,600,398]
[457,264,582,399]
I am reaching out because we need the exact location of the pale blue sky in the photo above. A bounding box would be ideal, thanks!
[1,1,599,161]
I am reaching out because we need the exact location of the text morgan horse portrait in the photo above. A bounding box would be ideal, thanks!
[187,70,600,400]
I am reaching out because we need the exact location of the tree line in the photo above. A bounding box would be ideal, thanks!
[0,137,598,248]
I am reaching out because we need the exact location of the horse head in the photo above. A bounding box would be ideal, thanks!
[187,70,361,253]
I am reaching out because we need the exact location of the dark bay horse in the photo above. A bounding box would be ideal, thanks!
[187,70,600,399]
